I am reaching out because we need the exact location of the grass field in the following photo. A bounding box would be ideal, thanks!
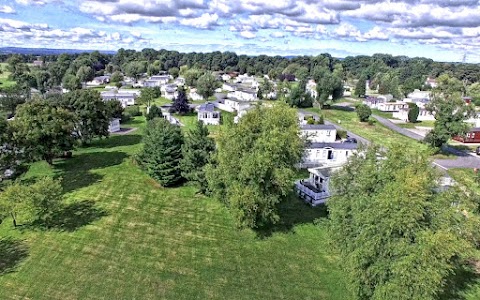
[0,116,351,300]
[0,63,16,89]
[306,107,430,151]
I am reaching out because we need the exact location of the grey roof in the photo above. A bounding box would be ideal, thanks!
[198,103,216,112]
[308,142,359,150]
[150,75,169,80]
[101,92,135,98]
[301,124,336,130]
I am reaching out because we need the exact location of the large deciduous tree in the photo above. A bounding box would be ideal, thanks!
[329,146,480,300]
[183,68,203,87]
[0,117,20,180]
[105,99,124,119]
[10,100,76,165]
[328,145,479,300]
[180,120,215,193]
[61,90,110,144]
[76,66,95,85]
[287,84,313,108]
[196,72,220,100]
[62,74,81,91]
[123,61,147,82]
[425,94,474,148]
[205,104,304,228]
[137,118,184,187]
[138,87,157,109]
[0,85,27,116]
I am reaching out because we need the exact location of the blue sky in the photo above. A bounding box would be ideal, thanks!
[0,0,480,62]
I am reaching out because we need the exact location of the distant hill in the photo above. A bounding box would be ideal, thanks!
[0,47,116,55]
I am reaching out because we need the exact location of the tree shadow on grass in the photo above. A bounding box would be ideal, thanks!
[54,151,128,193]
[0,237,28,276]
[255,192,329,239]
[122,118,144,126]
[29,200,108,232]
[439,264,480,300]
[86,134,142,149]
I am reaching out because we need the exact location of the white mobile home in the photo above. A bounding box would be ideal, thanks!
[300,124,337,143]
[197,102,221,125]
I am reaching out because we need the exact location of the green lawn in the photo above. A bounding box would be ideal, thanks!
[0,116,351,299]
[306,107,430,151]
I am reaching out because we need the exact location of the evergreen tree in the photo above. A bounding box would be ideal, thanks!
[172,88,190,114]
[407,103,420,123]
[137,118,184,187]
[180,121,215,193]
[146,105,163,121]
[355,77,366,97]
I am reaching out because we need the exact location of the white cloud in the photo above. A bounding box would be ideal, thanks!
[179,13,219,29]
[15,0,59,5]
[363,26,389,40]
[0,5,16,14]
[239,30,256,39]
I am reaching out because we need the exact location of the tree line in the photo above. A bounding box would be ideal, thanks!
[3,49,480,101]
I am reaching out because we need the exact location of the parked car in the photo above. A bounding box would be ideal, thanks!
[345,136,358,143]
[476,146,480,155]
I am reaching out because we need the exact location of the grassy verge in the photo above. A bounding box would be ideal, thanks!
[0,116,351,299]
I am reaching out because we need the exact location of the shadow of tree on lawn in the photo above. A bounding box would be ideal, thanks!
[0,237,28,276]
[87,134,142,149]
[54,151,128,193]
[255,192,328,239]
[438,264,480,300]
[30,200,108,232]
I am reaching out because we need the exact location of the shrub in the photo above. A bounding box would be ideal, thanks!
[356,104,372,122]
[124,105,141,117]
[307,117,315,125]
[146,105,163,121]
[408,103,420,123]
[316,114,325,125]
[368,119,375,126]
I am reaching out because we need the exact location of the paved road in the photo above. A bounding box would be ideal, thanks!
[371,115,424,141]
[371,114,480,169]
